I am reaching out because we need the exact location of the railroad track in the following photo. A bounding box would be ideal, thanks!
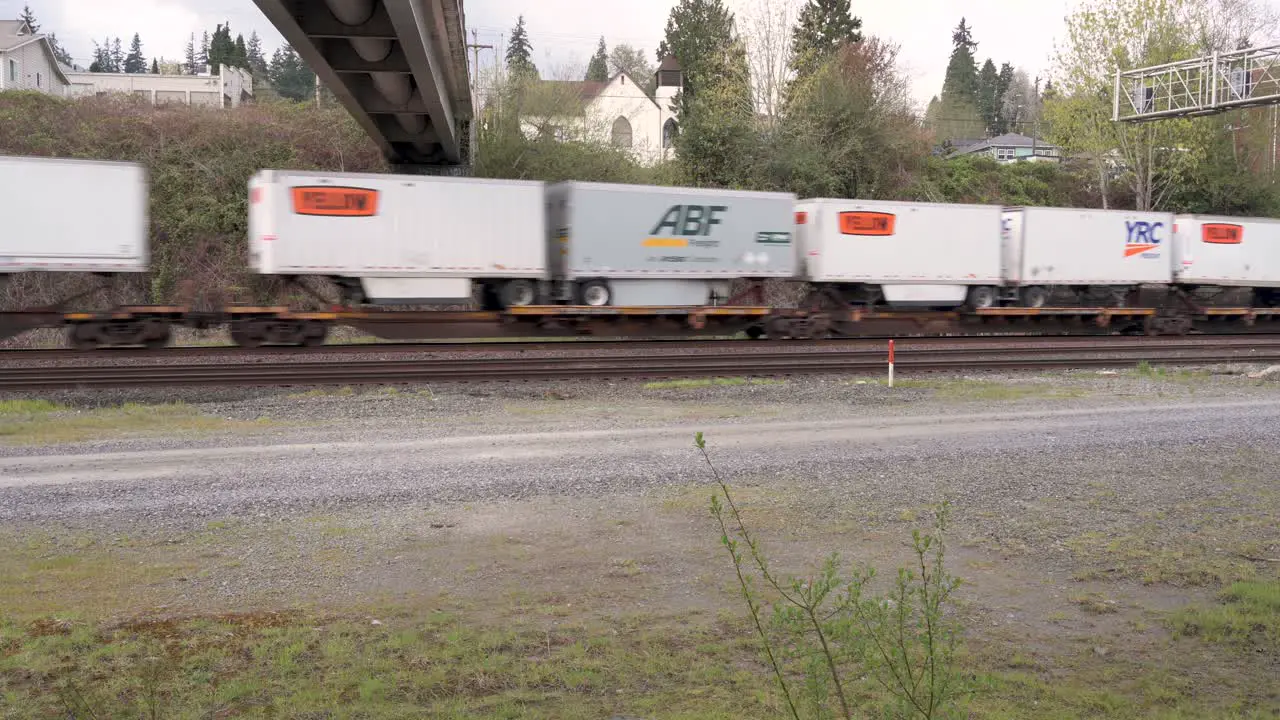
[5,332,1280,363]
[3,340,1278,390]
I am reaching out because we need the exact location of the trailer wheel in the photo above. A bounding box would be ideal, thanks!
[1020,286,1048,308]
[500,280,537,308]
[578,280,611,307]
[966,286,997,309]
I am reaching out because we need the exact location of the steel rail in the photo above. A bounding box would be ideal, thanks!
[5,334,1280,363]
[2,344,1278,390]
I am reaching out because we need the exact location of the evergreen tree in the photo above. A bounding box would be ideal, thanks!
[17,4,37,32]
[151,58,160,74]
[657,0,750,103]
[268,44,315,101]
[585,37,609,82]
[110,37,124,73]
[247,31,268,77]
[47,33,72,67]
[505,15,537,79]
[657,0,754,185]
[199,30,210,70]
[788,0,862,80]
[124,33,146,74]
[185,33,198,74]
[976,58,999,135]
[234,35,248,68]
[993,62,1015,134]
[940,18,978,106]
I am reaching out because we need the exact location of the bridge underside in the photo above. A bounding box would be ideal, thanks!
[252,0,472,169]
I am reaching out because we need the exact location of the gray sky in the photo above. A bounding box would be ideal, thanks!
[3,0,1276,112]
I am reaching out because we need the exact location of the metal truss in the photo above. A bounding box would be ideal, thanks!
[1114,44,1280,122]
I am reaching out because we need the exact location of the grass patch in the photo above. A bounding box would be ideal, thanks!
[643,377,786,390]
[1169,579,1280,649]
[1066,529,1259,587]
[891,379,1089,402]
[0,609,777,719]
[0,400,273,445]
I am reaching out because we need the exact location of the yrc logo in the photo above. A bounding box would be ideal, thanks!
[1124,219,1164,258]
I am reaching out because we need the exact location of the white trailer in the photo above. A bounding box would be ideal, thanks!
[794,198,1004,308]
[1001,206,1175,307]
[0,155,149,275]
[248,169,548,307]
[1173,215,1280,301]
[548,181,796,306]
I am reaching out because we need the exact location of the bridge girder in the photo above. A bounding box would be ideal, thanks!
[251,0,473,169]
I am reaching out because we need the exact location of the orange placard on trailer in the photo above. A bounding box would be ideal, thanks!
[838,211,896,236]
[290,186,380,217]
[1202,223,1243,244]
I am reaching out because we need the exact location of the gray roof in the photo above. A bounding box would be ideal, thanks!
[0,20,71,84]
[954,133,1056,154]
[0,20,36,51]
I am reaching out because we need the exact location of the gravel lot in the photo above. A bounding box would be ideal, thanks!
[2,366,1278,714]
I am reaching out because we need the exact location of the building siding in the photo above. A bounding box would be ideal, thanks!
[0,40,66,96]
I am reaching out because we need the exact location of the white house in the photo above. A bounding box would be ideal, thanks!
[521,55,684,166]
[65,64,254,108]
[0,19,71,96]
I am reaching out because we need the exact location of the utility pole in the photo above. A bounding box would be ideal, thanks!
[466,28,493,167]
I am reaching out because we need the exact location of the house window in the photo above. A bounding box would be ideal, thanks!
[8,60,16,82]
[36,72,40,87]
[611,116,632,149]
[996,147,1016,161]
[663,118,678,149]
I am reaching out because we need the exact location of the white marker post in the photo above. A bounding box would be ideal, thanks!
[888,339,896,388]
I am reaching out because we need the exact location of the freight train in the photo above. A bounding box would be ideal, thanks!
[3,153,1280,349]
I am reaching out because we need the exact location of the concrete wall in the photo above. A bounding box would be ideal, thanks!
[65,64,253,108]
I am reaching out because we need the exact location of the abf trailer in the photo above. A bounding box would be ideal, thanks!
[0,155,149,276]
[248,169,548,308]
[794,198,1004,309]
[548,182,797,306]
[1001,206,1175,307]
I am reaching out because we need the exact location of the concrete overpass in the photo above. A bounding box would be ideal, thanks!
[251,0,473,171]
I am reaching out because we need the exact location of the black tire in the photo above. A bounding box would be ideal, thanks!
[1020,286,1048,308]
[966,286,997,309]
[577,280,611,307]
[500,279,537,308]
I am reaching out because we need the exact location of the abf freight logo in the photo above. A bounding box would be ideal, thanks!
[644,204,727,249]
[1124,220,1164,258]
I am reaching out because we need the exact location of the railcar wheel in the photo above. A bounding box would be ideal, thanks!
[67,323,100,351]
[141,319,171,350]
[501,280,537,308]
[578,280,611,307]
[300,321,328,347]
